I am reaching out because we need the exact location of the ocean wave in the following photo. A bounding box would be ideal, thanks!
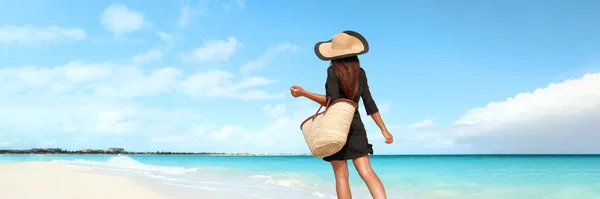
[248,173,312,189]
[53,155,198,175]
[52,155,339,198]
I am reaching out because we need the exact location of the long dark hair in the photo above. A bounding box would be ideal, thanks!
[331,56,360,100]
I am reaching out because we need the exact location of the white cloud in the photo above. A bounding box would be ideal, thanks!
[240,43,297,74]
[410,119,435,128]
[0,25,86,44]
[209,125,249,141]
[101,3,149,36]
[132,49,163,65]
[0,61,181,100]
[455,74,600,126]
[0,97,204,141]
[129,32,175,65]
[180,70,282,100]
[394,73,600,154]
[0,57,284,150]
[1,59,282,100]
[180,37,240,62]
[263,104,287,119]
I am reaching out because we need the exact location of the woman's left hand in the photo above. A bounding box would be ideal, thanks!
[290,85,305,98]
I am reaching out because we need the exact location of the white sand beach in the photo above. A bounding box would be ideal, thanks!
[0,162,175,199]
[0,162,268,199]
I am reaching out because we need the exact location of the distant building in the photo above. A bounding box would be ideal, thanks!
[81,149,105,153]
[107,148,125,153]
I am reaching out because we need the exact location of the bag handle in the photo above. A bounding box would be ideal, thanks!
[312,97,332,121]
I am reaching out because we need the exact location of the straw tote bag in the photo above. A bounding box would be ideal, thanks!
[300,97,358,158]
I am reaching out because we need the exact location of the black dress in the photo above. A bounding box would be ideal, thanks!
[323,66,379,162]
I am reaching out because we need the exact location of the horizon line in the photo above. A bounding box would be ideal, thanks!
[1,148,599,156]
[1,151,599,156]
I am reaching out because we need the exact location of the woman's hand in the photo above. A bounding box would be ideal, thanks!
[382,130,393,144]
[290,85,305,98]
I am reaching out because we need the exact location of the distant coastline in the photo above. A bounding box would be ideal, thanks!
[0,147,310,156]
[1,148,598,157]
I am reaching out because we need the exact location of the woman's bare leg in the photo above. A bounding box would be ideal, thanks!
[331,160,352,199]
[352,154,386,199]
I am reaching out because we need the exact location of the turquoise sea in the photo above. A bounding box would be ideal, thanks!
[1,155,599,199]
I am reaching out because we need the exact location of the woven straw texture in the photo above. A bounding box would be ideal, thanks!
[301,99,357,158]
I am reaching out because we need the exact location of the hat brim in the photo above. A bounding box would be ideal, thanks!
[314,30,369,61]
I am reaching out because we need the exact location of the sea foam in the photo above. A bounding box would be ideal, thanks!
[53,156,339,199]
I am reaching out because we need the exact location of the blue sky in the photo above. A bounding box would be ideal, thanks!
[1,0,599,154]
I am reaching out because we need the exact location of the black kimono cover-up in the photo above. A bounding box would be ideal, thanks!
[322,66,379,162]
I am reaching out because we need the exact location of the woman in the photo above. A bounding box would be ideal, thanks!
[289,30,393,199]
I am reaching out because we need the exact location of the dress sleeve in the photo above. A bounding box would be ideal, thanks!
[361,69,379,115]
[325,66,341,105]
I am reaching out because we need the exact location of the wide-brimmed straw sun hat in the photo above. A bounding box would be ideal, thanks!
[314,30,369,61]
